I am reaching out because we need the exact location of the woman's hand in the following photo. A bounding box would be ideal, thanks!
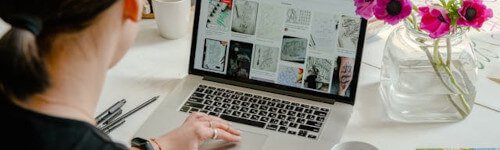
[154,112,241,150]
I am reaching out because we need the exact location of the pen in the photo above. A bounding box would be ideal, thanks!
[101,96,160,130]
[103,119,125,134]
[95,99,126,124]
[97,109,122,129]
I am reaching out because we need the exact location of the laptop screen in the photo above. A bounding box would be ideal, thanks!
[190,0,366,104]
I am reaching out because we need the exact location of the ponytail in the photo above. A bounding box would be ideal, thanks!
[0,15,50,100]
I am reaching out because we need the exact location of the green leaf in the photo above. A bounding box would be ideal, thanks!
[439,0,447,7]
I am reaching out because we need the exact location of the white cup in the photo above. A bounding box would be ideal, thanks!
[332,141,378,150]
[152,0,191,39]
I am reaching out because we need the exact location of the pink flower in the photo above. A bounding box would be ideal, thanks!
[457,0,493,28]
[373,0,412,25]
[355,0,377,19]
[419,6,451,39]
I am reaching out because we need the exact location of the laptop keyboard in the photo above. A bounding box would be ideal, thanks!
[179,85,330,140]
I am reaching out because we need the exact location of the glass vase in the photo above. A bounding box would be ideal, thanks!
[380,21,478,122]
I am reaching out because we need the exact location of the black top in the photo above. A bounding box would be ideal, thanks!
[0,96,128,150]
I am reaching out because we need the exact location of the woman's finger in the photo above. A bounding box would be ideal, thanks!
[214,128,241,142]
[210,120,241,136]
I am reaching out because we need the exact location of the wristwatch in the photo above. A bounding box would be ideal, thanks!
[131,137,154,150]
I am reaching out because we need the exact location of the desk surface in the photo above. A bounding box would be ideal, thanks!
[98,17,500,149]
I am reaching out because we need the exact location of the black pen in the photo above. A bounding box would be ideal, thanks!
[103,119,125,134]
[97,109,122,129]
[95,99,126,124]
[101,96,159,130]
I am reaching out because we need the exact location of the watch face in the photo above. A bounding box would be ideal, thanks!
[131,137,154,150]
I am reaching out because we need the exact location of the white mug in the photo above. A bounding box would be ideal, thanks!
[152,0,191,39]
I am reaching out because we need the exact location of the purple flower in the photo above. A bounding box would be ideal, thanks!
[355,0,377,19]
[457,0,493,28]
[373,0,412,25]
[419,6,451,39]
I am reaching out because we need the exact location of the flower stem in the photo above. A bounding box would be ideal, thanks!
[423,40,471,118]
[446,38,452,67]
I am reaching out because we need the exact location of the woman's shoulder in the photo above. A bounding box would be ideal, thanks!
[0,98,128,150]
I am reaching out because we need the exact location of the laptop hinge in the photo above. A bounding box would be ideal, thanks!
[203,76,336,105]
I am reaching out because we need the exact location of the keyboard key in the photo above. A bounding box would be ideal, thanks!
[272,99,281,103]
[268,107,278,113]
[313,111,327,117]
[278,109,287,114]
[222,109,233,115]
[289,123,298,128]
[223,98,232,103]
[235,92,243,95]
[306,115,315,120]
[209,112,219,116]
[216,88,225,91]
[241,113,251,119]
[298,130,308,137]
[196,87,205,92]
[249,98,258,103]
[231,111,241,117]
[300,104,310,109]
[265,124,278,131]
[250,104,259,109]
[192,92,205,98]
[287,130,297,135]
[241,102,250,107]
[199,110,209,114]
[214,97,223,101]
[259,105,268,111]
[307,135,317,139]
[297,113,306,118]
[188,97,204,103]
[230,105,240,110]
[239,107,249,112]
[279,120,289,126]
[184,102,204,109]
[287,116,296,122]
[276,103,285,108]
[260,117,270,122]
[294,107,304,112]
[299,125,320,132]
[287,111,297,116]
[213,108,223,113]
[258,100,267,105]
[310,106,319,110]
[250,115,260,120]
[285,105,294,111]
[316,116,325,122]
[208,86,216,90]
[304,109,313,114]
[230,94,240,99]
[296,118,306,124]
[222,104,231,109]
[204,106,214,111]
[205,95,214,100]
[239,96,249,101]
[291,102,300,106]
[268,113,277,118]
[220,114,266,128]
[203,100,213,105]
[180,106,190,112]
[306,120,322,127]
[258,111,268,116]
[270,119,279,124]
[282,101,291,104]
[204,90,213,95]
[253,95,262,99]
[277,114,286,120]
[320,108,329,112]
[263,97,272,100]
[278,126,287,133]
[266,102,276,107]
[244,93,253,97]
[249,109,258,114]
[231,100,241,105]
[213,102,222,107]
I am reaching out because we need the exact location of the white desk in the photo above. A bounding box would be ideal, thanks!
[97,10,500,150]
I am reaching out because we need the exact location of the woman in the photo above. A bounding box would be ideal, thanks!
[0,0,240,150]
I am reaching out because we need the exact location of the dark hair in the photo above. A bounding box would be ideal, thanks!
[0,0,118,100]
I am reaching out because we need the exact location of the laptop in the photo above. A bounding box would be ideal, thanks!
[135,0,367,149]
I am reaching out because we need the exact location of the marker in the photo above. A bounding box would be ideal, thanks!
[103,119,126,134]
[101,96,159,130]
[95,99,126,125]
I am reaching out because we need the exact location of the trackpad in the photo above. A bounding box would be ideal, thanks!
[200,130,267,150]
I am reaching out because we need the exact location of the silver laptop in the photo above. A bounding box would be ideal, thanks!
[135,0,367,149]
